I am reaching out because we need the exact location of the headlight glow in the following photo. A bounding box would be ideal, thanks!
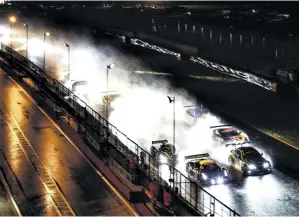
[202,173,208,180]
[159,155,168,164]
[224,170,228,177]
[248,164,256,170]
[263,162,270,168]
[217,177,224,184]
[211,179,216,185]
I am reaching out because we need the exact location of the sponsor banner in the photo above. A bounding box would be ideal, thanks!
[190,56,277,92]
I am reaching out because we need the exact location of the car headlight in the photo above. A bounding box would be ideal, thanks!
[202,173,208,180]
[248,164,256,170]
[159,155,168,164]
[211,179,216,185]
[263,162,270,168]
[217,177,224,184]
[224,170,228,177]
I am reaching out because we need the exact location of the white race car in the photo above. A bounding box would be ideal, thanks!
[150,140,176,165]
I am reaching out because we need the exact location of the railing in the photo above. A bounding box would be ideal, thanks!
[0,42,239,216]
[107,155,140,191]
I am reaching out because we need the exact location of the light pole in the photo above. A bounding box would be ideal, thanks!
[167,95,175,147]
[106,63,114,138]
[9,16,16,48]
[64,42,70,80]
[43,32,50,72]
[106,63,114,119]
[167,95,176,183]
[23,23,28,58]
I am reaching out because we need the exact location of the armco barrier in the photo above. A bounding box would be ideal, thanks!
[0,42,239,216]
[106,28,277,92]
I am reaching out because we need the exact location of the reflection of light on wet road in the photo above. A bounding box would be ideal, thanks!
[6,86,24,125]
[5,86,25,175]
[243,175,279,200]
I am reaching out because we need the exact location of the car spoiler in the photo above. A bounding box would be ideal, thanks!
[152,140,168,145]
[101,90,120,95]
[210,124,231,129]
[225,142,248,148]
[184,153,210,161]
[184,105,197,108]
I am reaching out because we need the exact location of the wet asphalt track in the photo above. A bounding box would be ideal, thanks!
[1,8,299,215]
[0,68,134,216]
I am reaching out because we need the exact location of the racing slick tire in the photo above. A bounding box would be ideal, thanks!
[228,156,235,166]
[150,147,157,159]
[186,165,189,172]
[241,165,248,176]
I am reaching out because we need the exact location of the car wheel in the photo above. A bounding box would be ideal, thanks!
[218,138,223,145]
[186,165,189,172]
[241,165,248,176]
[228,156,234,165]
[150,147,156,159]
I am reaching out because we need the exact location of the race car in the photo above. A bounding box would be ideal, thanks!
[211,125,250,146]
[150,140,176,165]
[101,91,121,106]
[228,146,272,176]
[99,91,121,112]
[184,104,209,125]
[185,153,228,185]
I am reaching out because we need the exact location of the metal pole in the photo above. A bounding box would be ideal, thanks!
[106,66,109,135]
[173,96,175,148]
[26,25,28,58]
[68,45,70,71]
[43,33,46,72]
[10,23,12,48]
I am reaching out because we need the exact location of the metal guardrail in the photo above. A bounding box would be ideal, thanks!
[0,42,239,216]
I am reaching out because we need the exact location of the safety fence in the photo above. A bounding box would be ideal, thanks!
[0,42,239,216]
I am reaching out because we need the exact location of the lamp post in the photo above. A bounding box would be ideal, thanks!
[106,64,114,119]
[23,23,28,58]
[64,42,70,80]
[43,32,50,72]
[9,16,16,48]
[167,95,175,148]
[106,63,114,138]
[167,95,176,184]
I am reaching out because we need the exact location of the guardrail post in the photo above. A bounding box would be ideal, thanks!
[210,197,215,216]
[195,182,198,210]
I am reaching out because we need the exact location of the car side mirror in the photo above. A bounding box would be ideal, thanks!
[239,132,242,134]
[261,153,263,156]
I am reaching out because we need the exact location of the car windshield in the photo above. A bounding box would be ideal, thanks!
[220,129,239,137]
[187,108,201,118]
[161,145,172,154]
[243,150,261,160]
[201,163,219,172]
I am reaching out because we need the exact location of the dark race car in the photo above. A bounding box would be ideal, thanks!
[185,153,228,185]
[150,140,176,165]
[184,104,209,125]
[228,146,272,176]
[211,125,250,146]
